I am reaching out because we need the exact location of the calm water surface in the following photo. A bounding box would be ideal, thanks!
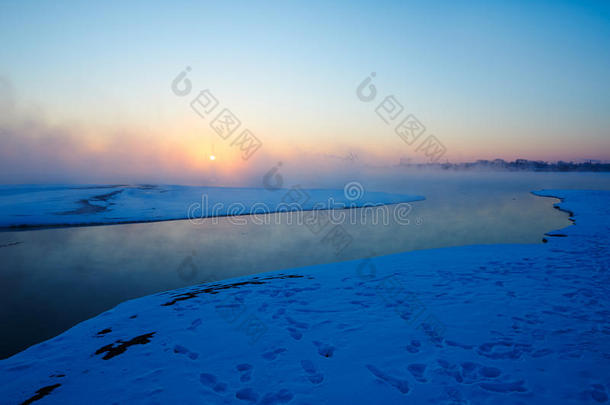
[1,172,609,358]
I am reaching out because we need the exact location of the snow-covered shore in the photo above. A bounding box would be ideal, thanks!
[0,185,423,229]
[1,189,609,404]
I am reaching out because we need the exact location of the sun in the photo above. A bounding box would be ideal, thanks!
[209,155,216,161]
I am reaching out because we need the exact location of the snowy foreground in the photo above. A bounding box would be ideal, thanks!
[0,185,422,228]
[1,190,609,404]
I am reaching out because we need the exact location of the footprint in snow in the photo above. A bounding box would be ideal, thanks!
[300,360,324,384]
[365,364,410,394]
[313,341,335,358]
[258,389,294,405]
[406,340,421,353]
[262,348,287,361]
[235,387,258,403]
[236,363,253,382]
[407,363,427,383]
[199,373,228,393]
[173,344,199,360]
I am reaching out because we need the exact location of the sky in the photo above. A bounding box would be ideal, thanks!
[0,0,609,185]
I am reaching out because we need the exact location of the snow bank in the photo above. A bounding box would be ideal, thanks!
[1,190,609,404]
[0,185,423,228]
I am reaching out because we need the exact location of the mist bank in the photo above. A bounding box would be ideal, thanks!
[1,83,609,188]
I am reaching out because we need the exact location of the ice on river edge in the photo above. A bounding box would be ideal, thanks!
[0,184,423,228]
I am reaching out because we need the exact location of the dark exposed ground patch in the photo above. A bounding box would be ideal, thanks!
[96,328,112,336]
[89,190,124,202]
[69,185,127,190]
[57,190,123,215]
[21,383,61,405]
[0,241,23,248]
[94,332,155,360]
[161,274,308,306]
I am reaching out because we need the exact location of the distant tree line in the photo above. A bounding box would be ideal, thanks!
[398,158,610,172]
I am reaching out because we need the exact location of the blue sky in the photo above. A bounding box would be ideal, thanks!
[1,0,609,182]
